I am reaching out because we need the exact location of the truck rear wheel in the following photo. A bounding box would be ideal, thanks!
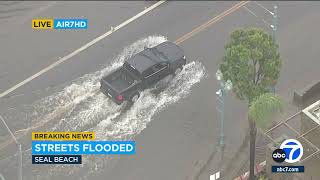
[131,93,140,103]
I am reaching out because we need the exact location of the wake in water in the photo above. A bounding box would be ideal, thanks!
[1,35,168,138]
[94,61,205,140]
[0,35,206,180]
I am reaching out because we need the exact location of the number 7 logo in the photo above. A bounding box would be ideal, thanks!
[280,139,303,163]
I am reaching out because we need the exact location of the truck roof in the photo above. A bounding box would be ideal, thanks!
[126,41,183,74]
[154,41,184,61]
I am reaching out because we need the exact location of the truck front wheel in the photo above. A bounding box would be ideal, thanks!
[174,66,182,76]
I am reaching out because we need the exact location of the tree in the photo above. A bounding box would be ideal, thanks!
[219,28,282,180]
[248,93,283,179]
[220,28,281,103]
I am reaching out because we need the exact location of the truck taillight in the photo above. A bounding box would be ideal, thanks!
[116,95,123,101]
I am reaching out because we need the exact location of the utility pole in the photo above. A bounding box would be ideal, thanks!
[256,2,279,94]
[0,115,22,180]
[271,4,278,43]
[254,2,279,43]
[271,4,278,94]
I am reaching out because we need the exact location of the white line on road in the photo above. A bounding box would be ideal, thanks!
[243,5,258,18]
[0,0,166,98]
[210,171,221,180]
[0,173,5,180]
[254,1,274,15]
[243,4,272,27]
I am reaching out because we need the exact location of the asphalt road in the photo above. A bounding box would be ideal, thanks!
[0,1,151,93]
[1,1,320,180]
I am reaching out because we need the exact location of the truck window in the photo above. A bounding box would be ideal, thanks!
[143,68,154,78]
[153,62,167,72]
[123,62,141,78]
[143,62,167,78]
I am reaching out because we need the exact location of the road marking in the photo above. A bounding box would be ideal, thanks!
[210,171,221,180]
[0,1,248,98]
[0,173,5,180]
[0,0,166,98]
[243,5,258,18]
[254,1,274,15]
[243,5,271,27]
[174,1,249,45]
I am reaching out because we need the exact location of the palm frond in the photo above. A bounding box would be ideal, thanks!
[249,93,283,129]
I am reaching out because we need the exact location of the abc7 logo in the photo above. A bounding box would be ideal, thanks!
[272,139,303,163]
[272,149,286,163]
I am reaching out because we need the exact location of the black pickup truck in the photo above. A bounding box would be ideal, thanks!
[100,41,186,105]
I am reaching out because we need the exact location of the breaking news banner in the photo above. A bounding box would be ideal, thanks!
[31,132,135,164]
[31,141,136,155]
[32,132,95,141]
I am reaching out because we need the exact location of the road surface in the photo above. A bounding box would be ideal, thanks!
[0,1,320,180]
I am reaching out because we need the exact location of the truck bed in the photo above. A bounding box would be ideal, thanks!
[102,68,137,92]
